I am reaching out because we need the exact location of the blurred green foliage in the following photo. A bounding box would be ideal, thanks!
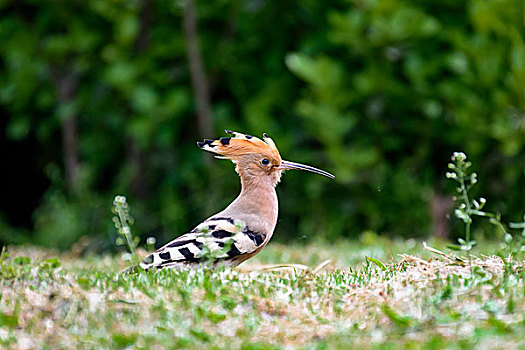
[0,0,523,250]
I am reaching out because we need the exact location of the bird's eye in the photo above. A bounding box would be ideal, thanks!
[261,158,270,165]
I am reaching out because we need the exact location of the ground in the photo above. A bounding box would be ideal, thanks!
[0,238,524,349]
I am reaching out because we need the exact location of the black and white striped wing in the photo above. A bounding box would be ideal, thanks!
[139,217,266,270]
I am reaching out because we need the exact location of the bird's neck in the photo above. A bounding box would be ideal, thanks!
[223,174,279,231]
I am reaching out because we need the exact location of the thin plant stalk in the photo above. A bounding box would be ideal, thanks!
[446,152,525,263]
[113,195,140,264]
[458,174,471,252]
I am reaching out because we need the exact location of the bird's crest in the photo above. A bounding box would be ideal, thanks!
[197,130,282,164]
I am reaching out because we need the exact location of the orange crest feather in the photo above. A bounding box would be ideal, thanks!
[197,131,282,164]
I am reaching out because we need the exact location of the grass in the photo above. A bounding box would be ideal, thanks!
[1,239,524,349]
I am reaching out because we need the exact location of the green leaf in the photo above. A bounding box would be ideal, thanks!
[6,116,30,140]
[13,256,31,265]
[131,85,158,113]
[509,222,525,229]
[116,14,138,45]
[112,332,138,348]
[381,305,414,328]
[207,310,227,324]
[0,312,19,328]
[487,317,512,334]
[366,256,387,271]
[190,328,210,342]
[42,257,61,269]
[76,277,92,290]
[285,53,343,89]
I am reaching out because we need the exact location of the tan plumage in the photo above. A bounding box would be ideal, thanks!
[137,131,334,270]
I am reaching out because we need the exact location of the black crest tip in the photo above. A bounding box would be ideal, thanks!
[197,141,205,148]
[263,133,269,138]
[225,129,234,134]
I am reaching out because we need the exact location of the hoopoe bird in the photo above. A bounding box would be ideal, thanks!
[138,131,334,270]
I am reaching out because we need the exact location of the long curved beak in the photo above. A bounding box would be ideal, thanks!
[278,160,335,179]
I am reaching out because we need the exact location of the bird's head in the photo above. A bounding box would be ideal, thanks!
[197,131,334,186]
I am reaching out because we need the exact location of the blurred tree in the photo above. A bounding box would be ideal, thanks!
[182,0,213,138]
[0,0,522,249]
[286,0,524,238]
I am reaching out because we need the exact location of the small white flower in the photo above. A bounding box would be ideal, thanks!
[453,152,467,161]
[114,195,127,206]
[479,197,486,204]
[146,236,157,245]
